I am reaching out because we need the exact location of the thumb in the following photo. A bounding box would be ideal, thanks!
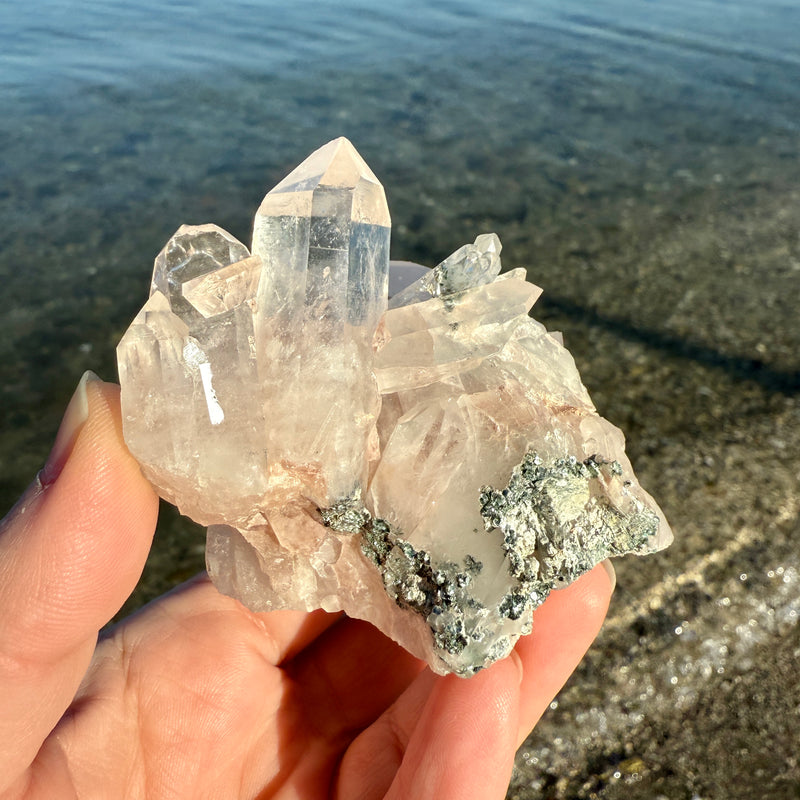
[0,373,158,793]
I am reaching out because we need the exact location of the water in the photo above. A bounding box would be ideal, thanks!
[5,0,794,85]
[1,2,799,798]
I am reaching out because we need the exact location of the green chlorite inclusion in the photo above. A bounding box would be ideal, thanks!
[321,450,659,673]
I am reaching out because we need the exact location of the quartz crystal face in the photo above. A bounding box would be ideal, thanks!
[117,137,672,677]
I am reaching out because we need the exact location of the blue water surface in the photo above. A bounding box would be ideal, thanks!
[2,0,799,103]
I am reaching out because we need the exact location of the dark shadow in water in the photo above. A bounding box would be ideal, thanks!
[541,295,800,396]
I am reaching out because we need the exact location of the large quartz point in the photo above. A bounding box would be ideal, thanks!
[252,138,389,505]
[118,138,672,677]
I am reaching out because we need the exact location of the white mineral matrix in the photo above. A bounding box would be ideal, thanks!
[118,138,672,676]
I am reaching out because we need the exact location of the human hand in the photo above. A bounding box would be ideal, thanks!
[0,374,613,799]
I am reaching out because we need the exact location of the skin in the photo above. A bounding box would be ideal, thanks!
[0,379,613,800]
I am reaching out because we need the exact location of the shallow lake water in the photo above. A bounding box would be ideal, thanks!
[1,2,799,797]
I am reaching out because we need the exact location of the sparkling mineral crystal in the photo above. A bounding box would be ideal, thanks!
[117,138,672,677]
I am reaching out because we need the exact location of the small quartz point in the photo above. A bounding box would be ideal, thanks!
[389,232,502,309]
[118,224,267,522]
[118,138,672,677]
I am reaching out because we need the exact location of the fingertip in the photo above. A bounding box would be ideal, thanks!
[562,561,615,623]
[513,564,613,742]
[79,377,155,488]
[66,376,158,518]
[39,370,98,487]
[0,377,158,659]
[52,374,159,594]
[38,374,157,513]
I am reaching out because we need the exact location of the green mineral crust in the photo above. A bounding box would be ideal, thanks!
[117,138,672,677]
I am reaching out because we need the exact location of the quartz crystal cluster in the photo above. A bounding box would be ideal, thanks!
[117,138,672,676]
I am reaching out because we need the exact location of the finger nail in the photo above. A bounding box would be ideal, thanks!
[600,558,616,593]
[40,371,101,487]
[509,648,525,686]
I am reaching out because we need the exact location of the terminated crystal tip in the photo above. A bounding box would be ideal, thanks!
[118,138,672,678]
[389,232,503,309]
[255,137,390,226]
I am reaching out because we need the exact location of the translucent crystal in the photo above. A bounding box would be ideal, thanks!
[389,232,502,309]
[252,137,390,505]
[117,224,267,522]
[118,139,672,677]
